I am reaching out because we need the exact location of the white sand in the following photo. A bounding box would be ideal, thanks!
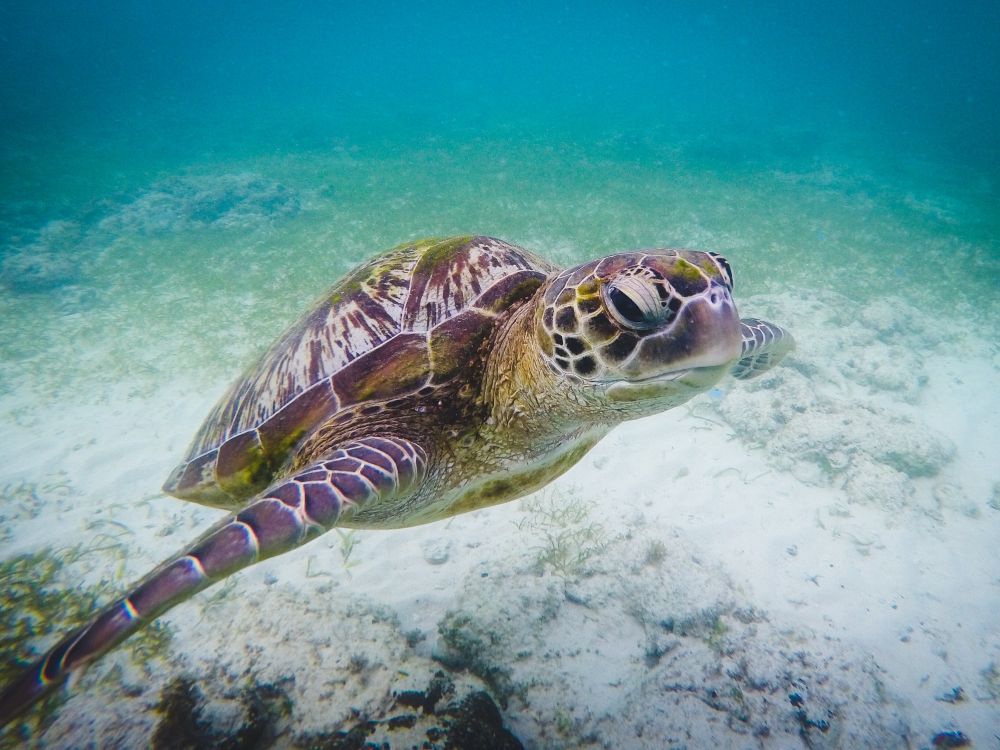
[1,287,998,749]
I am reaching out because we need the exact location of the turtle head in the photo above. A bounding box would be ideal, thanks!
[536,249,742,415]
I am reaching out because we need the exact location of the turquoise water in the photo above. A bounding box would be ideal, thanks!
[1,1,999,747]
[2,2,998,368]
[0,0,996,436]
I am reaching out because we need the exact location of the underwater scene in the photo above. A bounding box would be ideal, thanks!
[1,1,998,747]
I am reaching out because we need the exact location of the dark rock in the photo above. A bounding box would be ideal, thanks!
[151,676,290,750]
[443,692,523,750]
[931,731,971,748]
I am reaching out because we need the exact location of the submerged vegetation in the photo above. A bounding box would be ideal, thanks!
[0,546,172,737]
[516,489,611,579]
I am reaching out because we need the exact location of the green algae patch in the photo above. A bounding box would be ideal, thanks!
[677,257,710,283]
[0,546,173,736]
[412,235,475,265]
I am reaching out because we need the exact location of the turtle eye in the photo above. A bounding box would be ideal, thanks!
[603,276,674,331]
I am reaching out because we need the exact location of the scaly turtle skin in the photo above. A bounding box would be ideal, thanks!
[0,236,793,725]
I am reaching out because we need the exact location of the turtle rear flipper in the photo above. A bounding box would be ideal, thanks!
[730,318,795,380]
[0,437,427,727]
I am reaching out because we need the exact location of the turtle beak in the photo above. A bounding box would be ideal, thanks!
[630,287,742,374]
[672,290,742,369]
[603,287,741,404]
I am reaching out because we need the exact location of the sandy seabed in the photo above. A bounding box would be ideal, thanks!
[1,294,997,749]
[0,164,998,749]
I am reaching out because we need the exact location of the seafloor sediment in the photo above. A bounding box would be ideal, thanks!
[0,148,997,749]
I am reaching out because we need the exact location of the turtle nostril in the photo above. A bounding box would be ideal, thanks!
[708,287,732,306]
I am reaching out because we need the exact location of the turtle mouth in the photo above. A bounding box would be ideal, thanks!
[632,367,694,383]
[604,363,729,403]
[634,363,730,385]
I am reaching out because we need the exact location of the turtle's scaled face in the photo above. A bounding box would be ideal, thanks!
[537,250,742,412]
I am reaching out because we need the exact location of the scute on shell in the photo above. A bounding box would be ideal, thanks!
[163,236,555,506]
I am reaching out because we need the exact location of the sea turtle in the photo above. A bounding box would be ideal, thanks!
[0,235,793,725]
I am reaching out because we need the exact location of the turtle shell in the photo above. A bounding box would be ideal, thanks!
[163,236,554,507]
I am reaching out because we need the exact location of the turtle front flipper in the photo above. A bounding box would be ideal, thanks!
[0,437,427,727]
[730,318,795,379]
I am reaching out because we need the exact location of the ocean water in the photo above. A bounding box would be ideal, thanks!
[1,1,998,747]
